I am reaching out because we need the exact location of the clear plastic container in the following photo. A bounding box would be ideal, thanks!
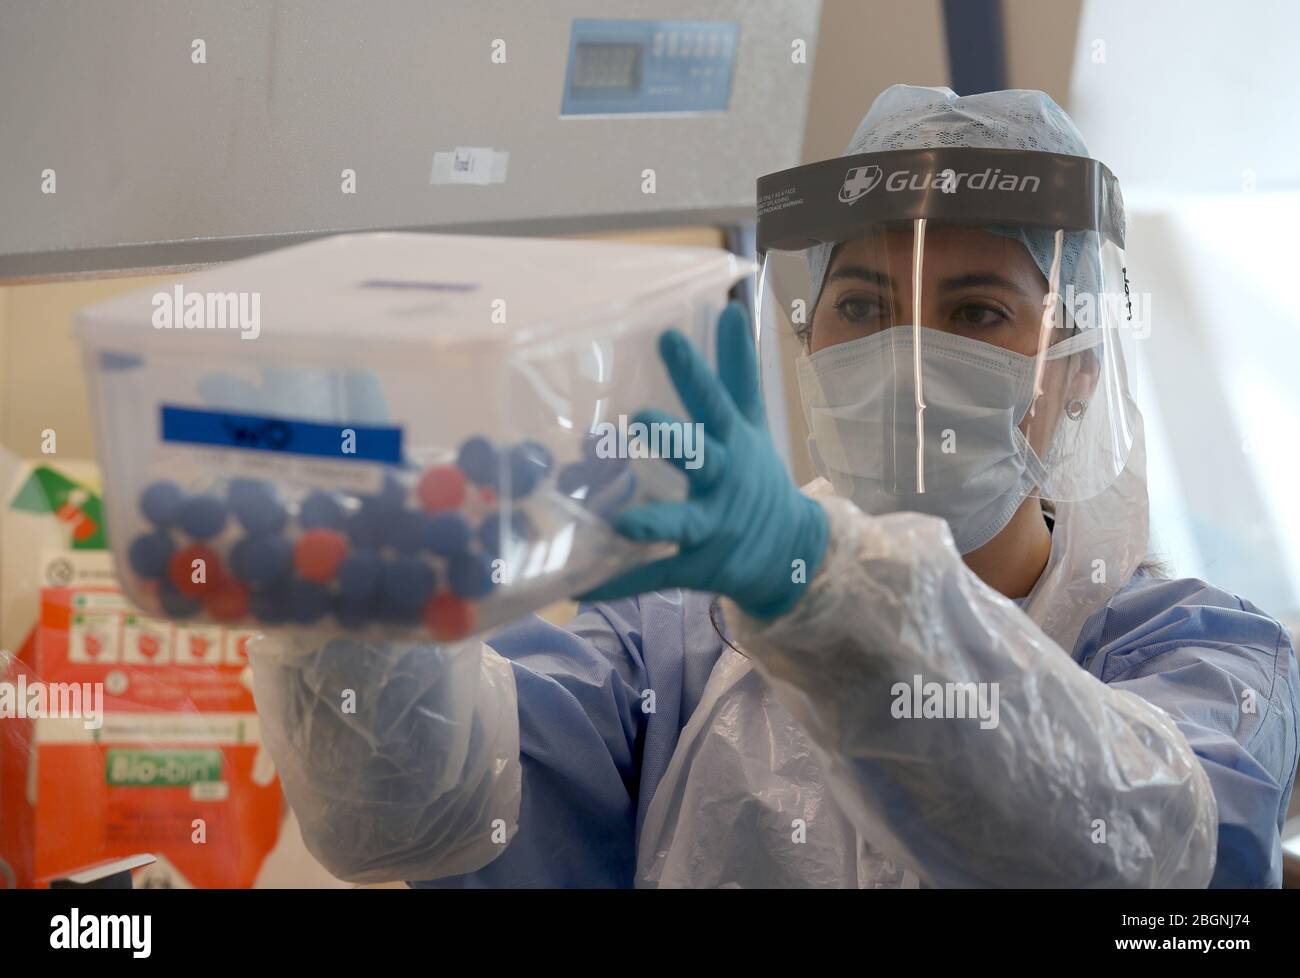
[76,232,752,641]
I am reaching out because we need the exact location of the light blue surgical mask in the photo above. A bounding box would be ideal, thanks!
[795,327,1062,554]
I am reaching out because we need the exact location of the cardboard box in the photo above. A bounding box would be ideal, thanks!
[1,586,280,887]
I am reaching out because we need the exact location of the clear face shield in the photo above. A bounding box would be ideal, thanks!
[756,148,1139,553]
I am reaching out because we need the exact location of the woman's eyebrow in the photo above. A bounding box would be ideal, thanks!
[826,265,894,289]
[937,272,1032,296]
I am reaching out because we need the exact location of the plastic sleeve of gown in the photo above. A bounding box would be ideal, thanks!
[723,496,1219,888]
[247,635,521,884]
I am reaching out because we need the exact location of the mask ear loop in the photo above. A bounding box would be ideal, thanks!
[912,217,927,493]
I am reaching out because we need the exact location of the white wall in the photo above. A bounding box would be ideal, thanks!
[1069,0,1300,195]
[1067,0,1300,627]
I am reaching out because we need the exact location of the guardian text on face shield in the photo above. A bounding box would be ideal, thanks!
[840,164,1041,204]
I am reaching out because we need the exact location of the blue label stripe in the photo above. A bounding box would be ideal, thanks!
[160,405,403,464]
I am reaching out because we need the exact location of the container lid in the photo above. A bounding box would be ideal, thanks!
[75,232,752,359]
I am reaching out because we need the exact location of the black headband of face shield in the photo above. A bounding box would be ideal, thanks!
[755,147,1126,253]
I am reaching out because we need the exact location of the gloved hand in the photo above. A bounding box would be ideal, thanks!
[580,302,828,619]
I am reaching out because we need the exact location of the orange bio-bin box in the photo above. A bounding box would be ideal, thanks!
[0,586,280,888]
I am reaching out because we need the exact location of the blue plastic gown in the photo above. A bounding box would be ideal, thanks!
[415,575,1298,888]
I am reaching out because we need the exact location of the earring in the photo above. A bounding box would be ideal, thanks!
[1066,398,1087,420]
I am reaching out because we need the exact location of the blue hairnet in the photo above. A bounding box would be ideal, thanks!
[807,85,1102,311]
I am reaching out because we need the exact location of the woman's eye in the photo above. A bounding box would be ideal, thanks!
[834,295,886,324]
[953,302,1009,327]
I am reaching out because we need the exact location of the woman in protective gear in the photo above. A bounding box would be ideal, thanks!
[249,86,1299,888]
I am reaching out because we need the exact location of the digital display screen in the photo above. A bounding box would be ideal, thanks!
[570,42,643,93]
[561,20,738,115]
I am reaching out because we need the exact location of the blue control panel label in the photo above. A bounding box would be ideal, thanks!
[160,405,402,463]
[561,19,739,116]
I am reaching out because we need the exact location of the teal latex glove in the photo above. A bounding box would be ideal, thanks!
[579,302,829,620]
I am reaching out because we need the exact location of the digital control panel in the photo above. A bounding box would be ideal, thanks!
[561,19,739,115]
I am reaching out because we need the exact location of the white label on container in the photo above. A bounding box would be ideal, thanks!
[430,146,510,185]
[180,445,383,494]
